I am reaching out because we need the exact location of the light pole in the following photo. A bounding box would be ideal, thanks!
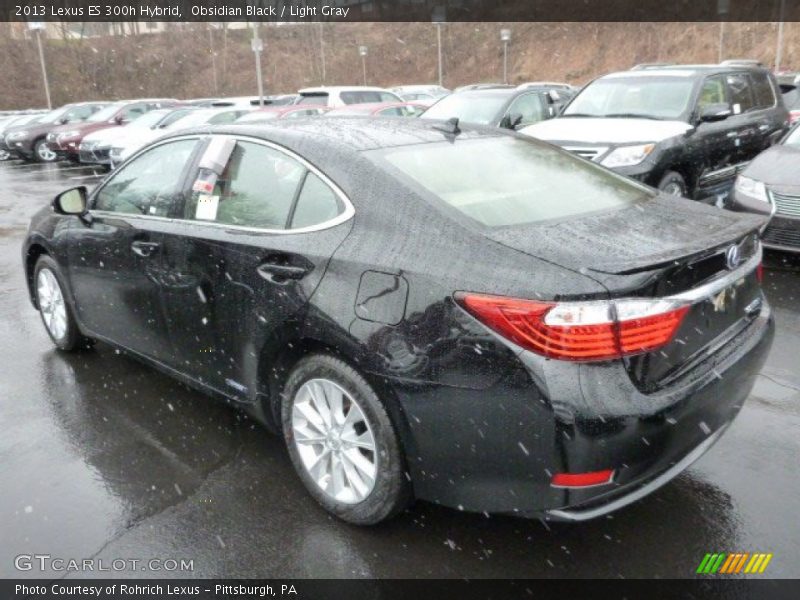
[500,29,511,85]
[209,24,219,95]
[775,0,786,71]
[359,45,368,86]
[29,22,51,109]
[432,6,445,88]
[251,22,265,106]
[717,0,729,62]
[319,22,326,85]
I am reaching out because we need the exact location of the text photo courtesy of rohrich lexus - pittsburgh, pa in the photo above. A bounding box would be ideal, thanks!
[1,0,800,598]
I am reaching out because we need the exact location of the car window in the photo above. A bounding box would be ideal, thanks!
[749,71,776,109]
[697,75,729,111]
[726,73,755,113]
[506,93,547,126]
[297,94,328,106]
[377,136,651,228]
[94,139,197,216]
[378,107,405,117]
[379,92,399,103]
[184,141,305,229]
[207,110,242,124]
[290,172,344,229]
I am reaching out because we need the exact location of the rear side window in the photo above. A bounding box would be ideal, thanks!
[290,172,343,229]
[377,137,651,227]
[726,73,755,113]
[186,141,305,229]
[749,71,776,108]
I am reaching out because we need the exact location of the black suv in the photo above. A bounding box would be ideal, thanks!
[523,64,789,201]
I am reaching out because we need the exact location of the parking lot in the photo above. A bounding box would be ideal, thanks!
[0,158,799,579]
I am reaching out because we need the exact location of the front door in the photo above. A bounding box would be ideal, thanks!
[66,137,200,361]
[159,136,353,399]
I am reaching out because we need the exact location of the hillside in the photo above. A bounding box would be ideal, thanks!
[0,21,796,109]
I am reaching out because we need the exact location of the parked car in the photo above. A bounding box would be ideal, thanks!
[0,113,47,161]
[235,106,330,123]
[296,86,403,108]
[24,118,772,525]
[781,86,800,124]
[46,99,177,162]
[80,107,197,167]
[2,102,108,162]
[325,102,427,117]
[522,64,790,200]
[727,122,800,252]
[392,85,450,106]
[109,108,253,168]
[421,86,568,130]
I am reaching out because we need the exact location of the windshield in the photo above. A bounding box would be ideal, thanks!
[37,106,73,124]
[127,110,169,129]
[87,104,123,122]
[297,94,328,106]
[163,109,231,129]
[237,111,280,122]
[377,136,651,227]
[421,93,507,124]
[563,75,695,120]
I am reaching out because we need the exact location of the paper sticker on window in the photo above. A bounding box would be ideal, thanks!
[733,103,741,115]
[195,194,219,220]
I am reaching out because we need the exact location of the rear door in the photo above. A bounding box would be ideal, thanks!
[723,72,761,164]
[67,137,200,361]
[158,135,354,399]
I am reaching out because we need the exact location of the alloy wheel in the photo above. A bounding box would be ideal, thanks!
[662,182,684,196]
[37,268,67,340]
[291,378,378,504]
[36,142,56,162]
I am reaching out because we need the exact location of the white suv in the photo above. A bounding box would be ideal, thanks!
[296,86,402,108]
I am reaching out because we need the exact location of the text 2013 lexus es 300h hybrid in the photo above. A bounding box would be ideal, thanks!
[23,119,773,525]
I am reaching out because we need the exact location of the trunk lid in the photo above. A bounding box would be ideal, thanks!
[484,195,767,390]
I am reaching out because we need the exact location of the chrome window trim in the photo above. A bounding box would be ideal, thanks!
[88,133,355,235]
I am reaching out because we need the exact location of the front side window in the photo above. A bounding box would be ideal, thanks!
[505,93,547,126]
[376,137,651,228]
[697,75,729,112]
[94,139,197,216]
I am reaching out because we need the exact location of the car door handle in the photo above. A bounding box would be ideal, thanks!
[131,241,160,258]
[256,263,309,283]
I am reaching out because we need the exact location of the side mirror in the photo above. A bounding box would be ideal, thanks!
[53,187,88,215]
[502,112,524,130]
[698,103,732,123]
[59,117,69,124]
[115,115,127,125]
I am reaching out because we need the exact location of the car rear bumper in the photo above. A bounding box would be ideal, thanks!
[389,300,773,519]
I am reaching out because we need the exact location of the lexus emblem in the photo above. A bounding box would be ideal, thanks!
[725,244,741,270]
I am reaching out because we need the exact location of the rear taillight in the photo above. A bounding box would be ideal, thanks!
[790,111,800,124]
[756,261,764,283]
[455,293,689,361]
[551,469,615,488]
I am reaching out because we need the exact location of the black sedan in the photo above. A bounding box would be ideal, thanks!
[728,123,800,252]
[23,119,773,525]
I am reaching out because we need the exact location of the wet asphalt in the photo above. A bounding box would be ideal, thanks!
[0,159,799,580]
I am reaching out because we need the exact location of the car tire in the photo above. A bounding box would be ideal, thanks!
[33,138,57,163]
[281,353,411,525]
[34,256,90,351]
[657,171,688,197]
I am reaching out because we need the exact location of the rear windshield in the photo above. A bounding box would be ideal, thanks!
[376,136,652,227]
[421,93,508,124]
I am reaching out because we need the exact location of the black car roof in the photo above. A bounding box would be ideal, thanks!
[174,117,506,153]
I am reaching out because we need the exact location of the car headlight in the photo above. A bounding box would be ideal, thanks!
[600,143,655,168]
[734,175,769,202]
[58,130,80,139]
[7,130,29,140]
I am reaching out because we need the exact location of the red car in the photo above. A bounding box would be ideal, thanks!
[325,102,427,117]
[235,105,331,123]
[46,99,177,162]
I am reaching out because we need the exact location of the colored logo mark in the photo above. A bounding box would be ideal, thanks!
[696,553,773,574]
